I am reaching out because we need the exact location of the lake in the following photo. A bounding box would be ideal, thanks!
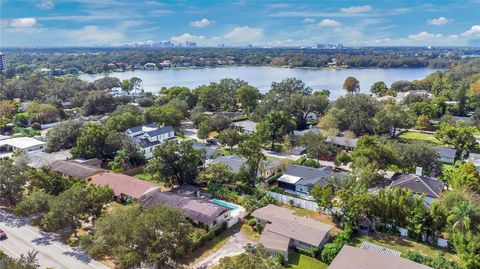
[80,66,438,99]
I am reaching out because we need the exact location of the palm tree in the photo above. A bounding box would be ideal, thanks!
[447,202,475,232]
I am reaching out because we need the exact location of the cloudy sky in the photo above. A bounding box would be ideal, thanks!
[0,0,479,47]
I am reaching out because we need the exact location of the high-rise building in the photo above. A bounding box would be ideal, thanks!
[0,52,7,71]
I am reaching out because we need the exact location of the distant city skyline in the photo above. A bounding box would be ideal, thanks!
[0,0,479,47]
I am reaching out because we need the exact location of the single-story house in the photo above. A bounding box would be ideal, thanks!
[325,136,358,150]
[208,155,247,173]
[232,120,257,134]
[433,146,456,164]
[262,158,284,179]
[126,124,175,159]
[192,141,219,159]
[329,245,431,269]
[277,164,347,196]
[88,172,161,201]
[293,126,321,137]
[468,153,480,174]
[48,160,106,180]
[27,150,72,168]
[0,137,45,155]
[451,116,472,124]
[373,171,445,206]
[141,191,231,230]
[251,205,333,261]
[0,135,11,141]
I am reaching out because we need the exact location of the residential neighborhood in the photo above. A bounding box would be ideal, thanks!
[1,1,480,269]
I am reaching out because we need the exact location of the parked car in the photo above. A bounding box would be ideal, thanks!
[0,229,7,240]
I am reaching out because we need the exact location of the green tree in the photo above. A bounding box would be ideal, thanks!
[218,128,243,150]
[26,102,60,124]
[343,76,360,93]
[370,81,389,96]
[351,135,395,170]
[415,115,431,130]
[216,244,283,269]
[329,94,378,136]
[394,142,440,175]
[434,123,478,151]
[0,250,40,269]
[14,190,52,216]
[447,201,478,232]
[298,131,331,161]
[0,159,27,205]
[236,84,261,113]
[144,104,183,127]
[80,204,194,269]
[106,112,144,132]
[45,120,83,152]
[71,123,121,159]
[311,184,335,216]
[238,136,266,188]
[196,163,236,186]
[451,232,480,269]
[26,167,74,195]
[82,91,116,116]
[93,77,121,90]
[257,111,296,150]
[146,140,203,186]
[375,103,413,136]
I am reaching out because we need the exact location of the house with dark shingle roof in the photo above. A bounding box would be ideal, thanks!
[251,205,333,261]
[372,172,445,206]
[126,124,175,159]
[433,146,456,164]
[48,160,106,180]
[140,191,231,230]
[329,245,431,269]
[276,164,347,196]
[208,155,246,173]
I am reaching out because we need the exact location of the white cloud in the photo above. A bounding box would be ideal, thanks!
[69,26,125,44]
[10,18,37,28]
[427,17,451,26]
[317,19,341,27]
[36,0,54,10]
[340,5,372,13]
[171,33,205,43]
[223,26,263,41]
[462,25,480,37]
[190,18,212,28]
[408,31,443,41]
[303,18,315,24]
[448,34,459,39]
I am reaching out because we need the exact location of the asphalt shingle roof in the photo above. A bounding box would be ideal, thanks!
[390,173,445,198]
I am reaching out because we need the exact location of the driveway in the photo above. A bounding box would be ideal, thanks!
[0,210,109,269]
[192,228,253,269]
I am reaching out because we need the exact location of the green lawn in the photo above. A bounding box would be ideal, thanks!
[133,172,153,181]
[241,223,261,241]
[285,253,328,269]
[349,233,457,262]
[399,131,442,145]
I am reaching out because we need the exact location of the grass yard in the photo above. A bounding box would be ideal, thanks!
[285,253,328,269]
[399,131,442,145]
[287,206,342,233]
[350,233,458,262]
[241,223,261,241]
[133,171,153,181]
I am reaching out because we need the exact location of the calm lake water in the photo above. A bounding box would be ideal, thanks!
[80,66,438,99]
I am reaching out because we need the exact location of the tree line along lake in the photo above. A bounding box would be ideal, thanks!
[80,66,439,99]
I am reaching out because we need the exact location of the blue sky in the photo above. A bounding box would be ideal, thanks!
[0,0,479,47]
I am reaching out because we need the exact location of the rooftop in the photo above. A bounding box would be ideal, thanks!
[141,191,230,226]
[326,136,358,148]
[390,173,445,199]
[433,146,456,159]
[232,120,257,133]
[89,172,160,199]
[251,204,333,247]
[209,155,246,173]
[0,137,45,149]
[281,164,346,187]
[328,245,431,269]
[48,160,106,180]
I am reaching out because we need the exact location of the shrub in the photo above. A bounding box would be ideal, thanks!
[406,251,460,269]
[255,222,265,233]
[296,246,318,258]
[248,219,257,227]
[31,122,42,130]
[320,228,353,264]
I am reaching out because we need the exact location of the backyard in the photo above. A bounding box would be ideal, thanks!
[399,131,442,145]
[285,253,328,269]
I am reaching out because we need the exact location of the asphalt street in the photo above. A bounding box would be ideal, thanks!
[0,210,109,269]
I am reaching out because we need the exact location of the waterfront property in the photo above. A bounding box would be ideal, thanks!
[329,245,431,269]
[276,164,347,197]
[126,124,175,159]
[251,204,333,261]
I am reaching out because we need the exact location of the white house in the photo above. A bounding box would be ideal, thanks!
[468,153,480,174]
[126,124,175,159]
[0,137,46,157]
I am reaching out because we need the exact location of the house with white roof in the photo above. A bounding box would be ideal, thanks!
[0,137,45,157]
[126,124,175,159]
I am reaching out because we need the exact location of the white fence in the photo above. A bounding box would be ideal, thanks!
[267,191,319,211]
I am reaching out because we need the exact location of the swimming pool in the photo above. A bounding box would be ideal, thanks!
[211,199,239,211]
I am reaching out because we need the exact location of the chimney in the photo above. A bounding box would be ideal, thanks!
[415,167,423,176]
[196,190,200,198]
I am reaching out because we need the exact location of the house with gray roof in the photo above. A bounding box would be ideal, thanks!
[373,172,445,206]
[232,120,257,134]
[433,146,456,164]
[326,136,358,150]
[329,245,431,269]
[277,164,347,197]
[48,160,106,180]
[251,205,333,261]
[208,155,247,173]
[141,191,231,230]
[126,124,175,159]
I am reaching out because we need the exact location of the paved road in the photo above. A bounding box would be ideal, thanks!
[192,229,253,269]
[0,210,109,269]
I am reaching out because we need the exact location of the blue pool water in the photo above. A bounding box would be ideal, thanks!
[211,199,239,211]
